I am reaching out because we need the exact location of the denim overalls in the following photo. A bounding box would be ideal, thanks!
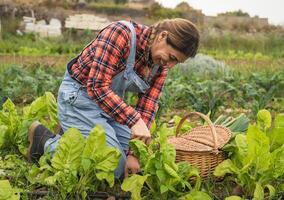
[44,21,154,179]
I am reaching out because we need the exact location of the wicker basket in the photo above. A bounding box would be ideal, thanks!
[167,112,231,179]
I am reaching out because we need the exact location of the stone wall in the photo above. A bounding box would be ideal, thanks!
[23,17,62,37]
[65,14,111,31]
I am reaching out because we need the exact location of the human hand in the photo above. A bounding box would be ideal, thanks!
[130,118,151,144]
[124,155,140,178]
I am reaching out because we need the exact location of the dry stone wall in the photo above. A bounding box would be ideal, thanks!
[65,14,111,31]
[23,17,62,37]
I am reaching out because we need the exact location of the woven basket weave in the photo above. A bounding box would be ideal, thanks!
[167,112,231,179]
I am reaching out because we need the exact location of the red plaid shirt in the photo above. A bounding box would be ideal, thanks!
[68,21,168,128]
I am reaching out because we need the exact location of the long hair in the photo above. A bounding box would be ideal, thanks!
[149,18,200,58]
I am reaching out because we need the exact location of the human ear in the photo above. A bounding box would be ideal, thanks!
[158,31,168,42]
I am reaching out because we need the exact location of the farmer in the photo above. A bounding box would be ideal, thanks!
[27,18,199,179]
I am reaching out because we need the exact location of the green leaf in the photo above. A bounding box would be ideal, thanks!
[269,114,284,150]
[17,144,27,156]
[158,131,177,169]
[179,190,212,200]
[274,114,284,128]
[1,98,18,121]
[96,171,115,187]
[0,180,13,199]
[44,175,57,186]
[129,139,149,167]
[83,125,106,160]
[227,113,249,133]
[235,134,248,165]
[0,98,20,148]
[82,125,120,187]
[187,167,201,190]
[163,163,180,179]
[26,165,41,184]
[269,127,284,150]
[82,191,87,200]
[121,174,148,200]
[246,125,270,173]
[160,184,168,194]
[95,148,120,171]
[271,146,284,178]
[150,120,156,134]
[0,125,8,148]
[214,159,238,177]
[81,158,92,172]
[50,171,78,193]
[144,155,158,175]
[38,151,53,171]
[264,184,275,199]
[257,109,271,131]
[225,196,243,200]
[156,169,167,182]
[177,161,197,181]
[157,123,175,137]
[163,145,178,169]
[51,128,85,171]
[253,182,264,200]
[23,92,57,131]
[280,183,284,191]
[0,180,20,200]
[172,115,191,134]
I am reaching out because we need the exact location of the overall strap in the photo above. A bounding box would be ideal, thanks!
[68,21,136,75]
[119,21,136,73]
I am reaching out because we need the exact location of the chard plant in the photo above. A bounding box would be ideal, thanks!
[0,92,58,155]
[27,125,121,199]
[122,127,211,200]
[214,109,284,199]
[150,115,192,137]
[0,179,21,200]
[0,154,29,191]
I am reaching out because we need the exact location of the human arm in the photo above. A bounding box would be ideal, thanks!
[84,22,141,128]
[135,67,168,129]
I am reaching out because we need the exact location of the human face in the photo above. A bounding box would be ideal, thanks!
[150,31,187,69]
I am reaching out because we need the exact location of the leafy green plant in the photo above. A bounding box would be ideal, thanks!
[249,73,284,115]
[0,32,85,56]
[167,78,235,119]
[27,125,121,199]
[0,179,21,200]
[122,129,211,199]
[0,92,58,155]
[159,57,284,122]
[214,109,284,199]
[0,154,29,192]
[0,65,62,105]
[214,113,249,133]
[151,115,192,137]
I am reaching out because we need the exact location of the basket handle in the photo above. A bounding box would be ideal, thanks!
[176,112,218,150]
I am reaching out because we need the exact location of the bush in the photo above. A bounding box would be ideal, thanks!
[145,3,183,19]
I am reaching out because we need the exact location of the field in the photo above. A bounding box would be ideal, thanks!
[0,14,284,200]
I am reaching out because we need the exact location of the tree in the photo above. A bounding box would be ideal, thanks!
[175,1,193,11]
[218,9,250,17]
